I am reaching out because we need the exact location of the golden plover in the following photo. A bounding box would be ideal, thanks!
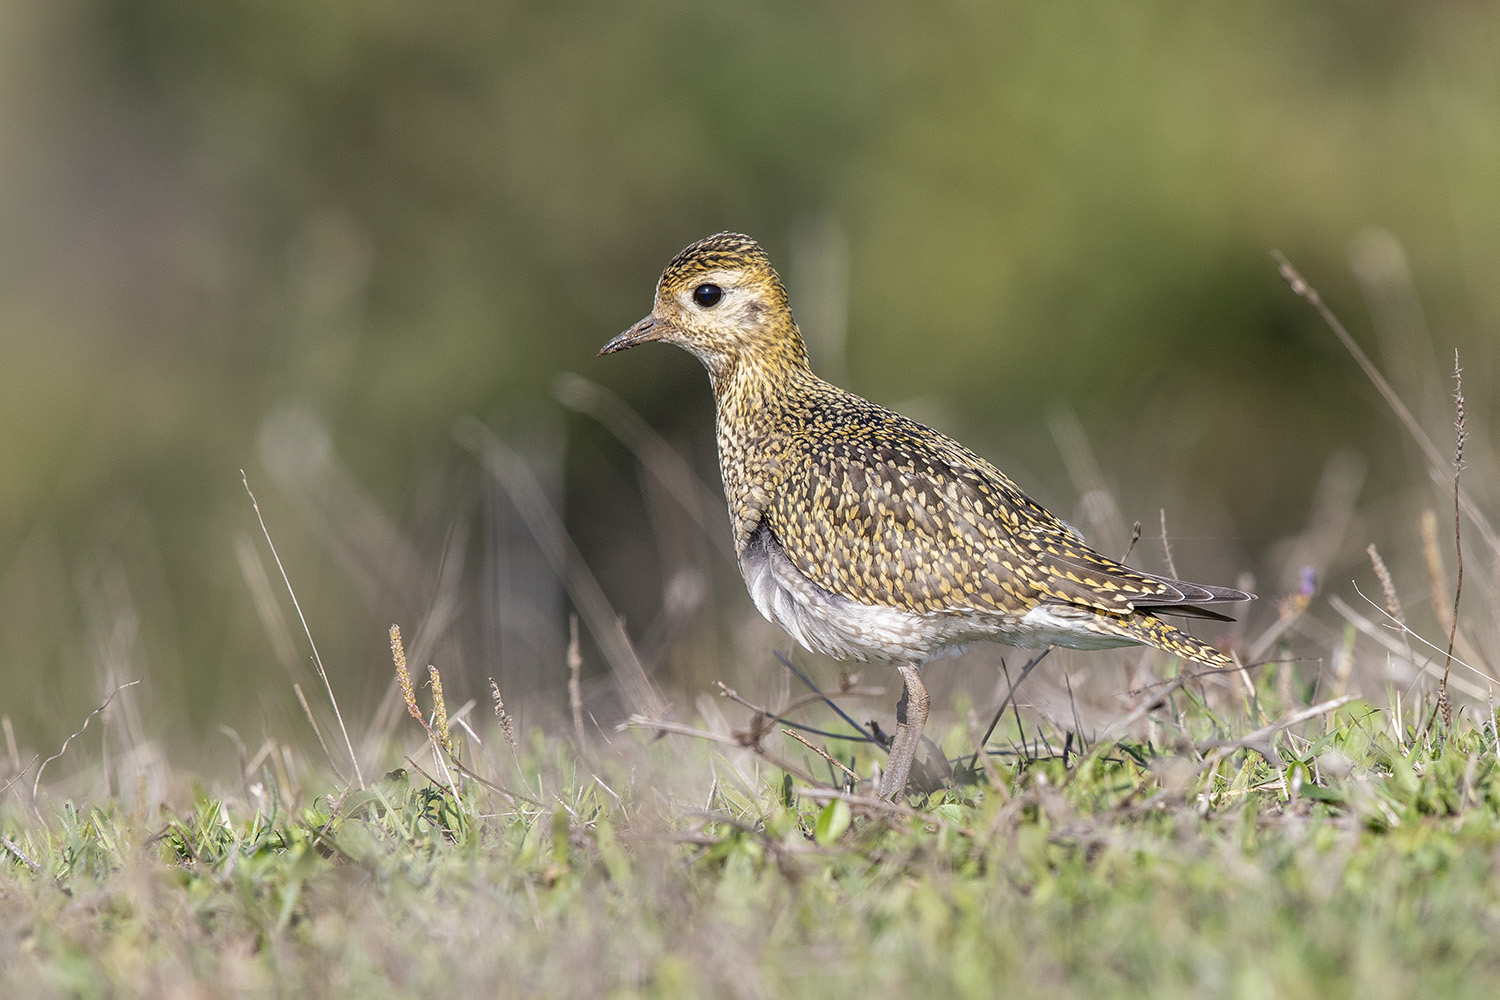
[601,232,1251,797]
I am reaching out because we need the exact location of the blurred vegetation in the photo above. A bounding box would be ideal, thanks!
[0,1,1498,767]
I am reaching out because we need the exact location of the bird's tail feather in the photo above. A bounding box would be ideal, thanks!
[1114,613,1236,669]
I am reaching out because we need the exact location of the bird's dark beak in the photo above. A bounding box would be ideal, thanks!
[599,314,666,356]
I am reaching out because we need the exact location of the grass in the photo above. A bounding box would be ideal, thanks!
[5,666,1500,998]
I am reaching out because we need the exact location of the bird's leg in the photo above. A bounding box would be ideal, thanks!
[878,662,930,799]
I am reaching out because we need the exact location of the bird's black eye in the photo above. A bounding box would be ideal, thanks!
[692,283,723,308]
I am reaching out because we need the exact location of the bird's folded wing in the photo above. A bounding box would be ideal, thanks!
[775,417,1248,620]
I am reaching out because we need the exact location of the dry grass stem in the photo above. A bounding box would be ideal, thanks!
[457,419,667,720]
[243,472,365,789]
[392,625,420,723]
[1439,351,1467,726]
[1194,695,1355,775]
[715,680,883,745]
[567,613,585,745]
[31,678,142,807]
[1328,625,1357,701]
[965,708,1009,799]
[293,683,346,785]
[2,716,20,772]
[1366,544,1404,627]
[1159,509,1179,579]
[1421,510,1453,633]
[1334,592,1495,698]
[1049,408,1127,558]
[489,678,519,757]
[553,373,734,561]
[0,755,39,801]
[971,648,1052,767]
[444,753,532,806]
[1367,543,1416,673]
[391,625,459,791]
[233,532,301,673]
[1273,255,1499,558]
[428,666,453,756]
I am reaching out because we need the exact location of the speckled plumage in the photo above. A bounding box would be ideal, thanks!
[602,232,1252,796]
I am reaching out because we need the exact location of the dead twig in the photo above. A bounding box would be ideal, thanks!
[782,728,861,786]
[443,754,537,807]
[716,680,883,745]
[0,755,40,802]
[620,715,826,787]
[773,651,881,743]
[1,835,40,874]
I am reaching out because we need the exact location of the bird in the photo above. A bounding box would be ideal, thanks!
[600,232,1252,798]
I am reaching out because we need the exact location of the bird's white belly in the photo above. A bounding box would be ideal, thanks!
[739,528,1139,662]
[739,531,953,661]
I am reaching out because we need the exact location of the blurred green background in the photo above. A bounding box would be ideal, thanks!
[2,1,1497,777]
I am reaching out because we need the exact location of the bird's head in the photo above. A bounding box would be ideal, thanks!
[600,232,810,385]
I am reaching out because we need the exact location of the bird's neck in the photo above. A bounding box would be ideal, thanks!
[710,352,818,418]
[706,323,815,402]
[709,347,821,550]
